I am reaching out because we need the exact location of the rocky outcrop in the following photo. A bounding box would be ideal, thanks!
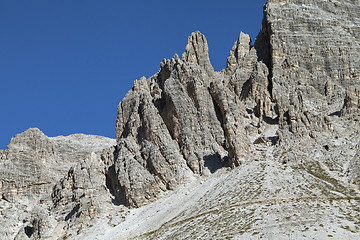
[343,85,360,115]
[260,0,360,186]
[1,0,359,238]
[226,32,251,74]
[264,0,360,130]
[125,159,360,240]
[347,148,360,187]
[0,128,115,203]
[114,31,260,207]
[0,128,117,239]
[182,31,214,75]
[113,0,360,208]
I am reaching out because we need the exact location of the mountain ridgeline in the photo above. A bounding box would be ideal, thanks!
[113,0,360,207]
[0,0,359,239]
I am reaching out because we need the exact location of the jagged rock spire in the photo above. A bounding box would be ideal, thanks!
[226,32,251,73]
[182,31,214,74]
[2,0,360,239]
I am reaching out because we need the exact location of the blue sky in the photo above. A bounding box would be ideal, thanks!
[0,0,266,149]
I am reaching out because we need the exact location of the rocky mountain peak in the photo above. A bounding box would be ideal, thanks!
[226,32,251,73]
[182,31,214,74]
[112,0,360,210]
[6,128,48,150]
[1,0,360,239]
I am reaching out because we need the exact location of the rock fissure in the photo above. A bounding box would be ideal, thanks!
[209,86,228,150]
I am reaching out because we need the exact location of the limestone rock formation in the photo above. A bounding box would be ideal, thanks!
[111,0,360,233]
[226,32,251,73]
[0,128,115,203]
[0,0,360,239]
[114,30,256,207]
[261,0,360,187]
[0,128,119,239]
[266,0,359,128]
[115,160,360,239]
[182,31,214,75]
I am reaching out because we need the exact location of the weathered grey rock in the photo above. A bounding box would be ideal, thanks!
[0,128,117,239]
[347,148,360,187]
[114,31,261,207]
[263,0,360,129]
[41,147,125,238]
[1,0,360,238]
[125,159,360,240]
[182,31,214,75]
[0,128,115,203]
[259,0,360,188]
[343,85,360,115]
[226,32,251,74]
[113,0,360,208]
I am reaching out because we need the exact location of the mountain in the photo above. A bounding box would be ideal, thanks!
[1,0,359,239]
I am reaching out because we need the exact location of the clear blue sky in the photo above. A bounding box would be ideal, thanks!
[0,0,266,149]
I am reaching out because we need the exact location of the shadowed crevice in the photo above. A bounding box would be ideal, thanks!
[203,154,228,173]
[65,203,80,221]
[24,226,34,238]
[105,164,126,206]
[208,86,227,151]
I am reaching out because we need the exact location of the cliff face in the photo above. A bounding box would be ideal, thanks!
[0,0,359,239]
[264,0,359,126]
[113,0,360,208]
[0,129,120,239]
[263,0,360,186]
[114,31,254,207]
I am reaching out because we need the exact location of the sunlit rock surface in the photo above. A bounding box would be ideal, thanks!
[0,0,359,239]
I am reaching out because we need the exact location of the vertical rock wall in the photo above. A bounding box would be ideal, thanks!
[114,0,360,208]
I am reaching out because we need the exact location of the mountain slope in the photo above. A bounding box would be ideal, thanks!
[0,0,359,239]
[105,156,360,239]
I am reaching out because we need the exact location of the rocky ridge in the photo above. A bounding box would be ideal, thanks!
[0,0,359,239]
[113,0,360,208]
[0,129,123,239]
